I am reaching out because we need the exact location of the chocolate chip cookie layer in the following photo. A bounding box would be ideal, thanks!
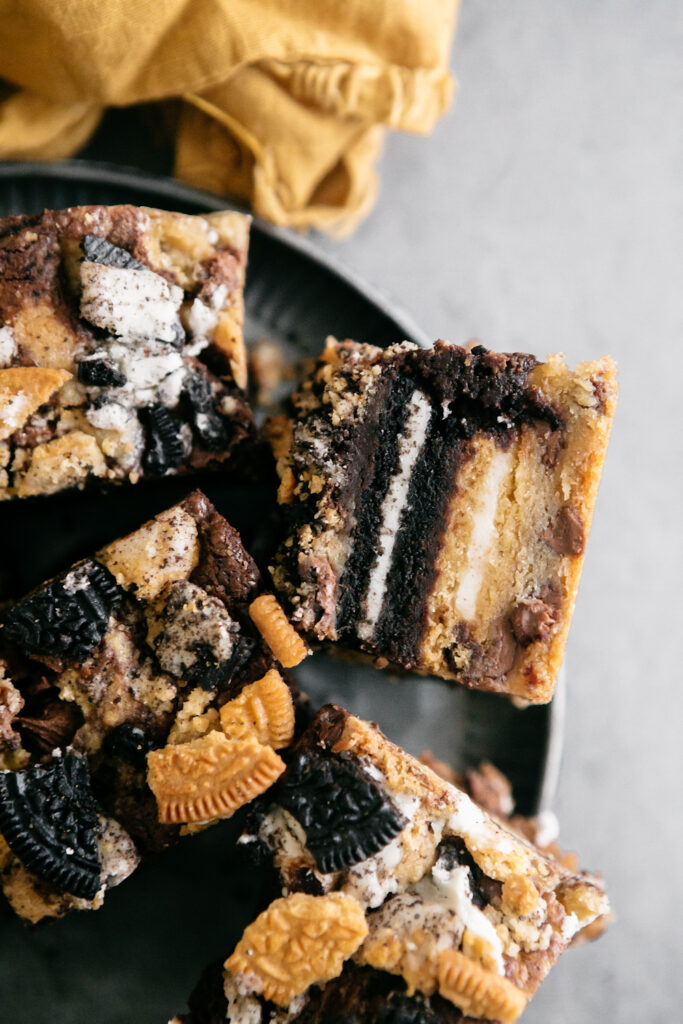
[269,338,617,702]
[0,490,309,923]
[172,705,609,1024]
[0,204,252,498]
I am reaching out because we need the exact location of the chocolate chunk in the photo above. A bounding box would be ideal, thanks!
[141,404,186,475]
[542,503,585,556]
[82,233,145,271]
[184,491,260,605]
[182,372,227,450]
[483,616,517,679]
[17,699,83,755]
[0,753,101,899]
[511,597,558,646]
[77,358,127,387]
[2,560,124,662]
[279,747,408,873]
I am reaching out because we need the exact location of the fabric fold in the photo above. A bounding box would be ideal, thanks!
[0,0,460,233]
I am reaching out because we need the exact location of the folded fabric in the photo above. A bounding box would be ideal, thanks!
[0,0,460,234]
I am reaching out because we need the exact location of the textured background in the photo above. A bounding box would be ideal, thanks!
[5,1,682,1021]
[313,2,683,1020]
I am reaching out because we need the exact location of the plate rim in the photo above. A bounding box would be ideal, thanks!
[0,158,563,812]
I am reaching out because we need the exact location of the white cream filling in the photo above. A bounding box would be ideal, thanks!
[454,447,514,620]
[0,325,17,367]
[428,862,505,973]
[80,262,183,342]
[357,390,432,641]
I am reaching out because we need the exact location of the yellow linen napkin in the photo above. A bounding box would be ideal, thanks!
[0,0,459,235]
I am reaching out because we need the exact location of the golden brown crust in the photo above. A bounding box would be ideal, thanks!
[225,892,368,1006]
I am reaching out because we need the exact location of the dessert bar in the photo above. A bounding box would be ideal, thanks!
[0,491,309,923]
[269,339,617,702]
[174,705,609,1023]
[0,204,251,498]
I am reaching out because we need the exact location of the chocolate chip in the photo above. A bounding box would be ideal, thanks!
[0,753,102,899]
[542,503,585,556]
[486,616,517,677]
[82,234,145,271]
[511,597,558,646]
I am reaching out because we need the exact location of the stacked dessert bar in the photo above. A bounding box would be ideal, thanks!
[0,204,617,1022]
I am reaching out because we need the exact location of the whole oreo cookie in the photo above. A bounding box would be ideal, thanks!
[0,753,102,899]
[2,560,123,662]
[141,403,186,475]
[279,748,408,873]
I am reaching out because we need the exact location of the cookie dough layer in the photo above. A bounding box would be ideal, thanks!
[0,491,308,923]
[0,205,252,499]
[174,706,609,1023]
[269,338,617,702]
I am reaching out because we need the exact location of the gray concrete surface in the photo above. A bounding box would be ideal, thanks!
[314,2,682,1020]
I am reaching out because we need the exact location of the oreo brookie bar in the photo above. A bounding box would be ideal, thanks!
[0,204,252,498]
[172,706,610,1024]
[268,338,617,702]
[0,490,309,923]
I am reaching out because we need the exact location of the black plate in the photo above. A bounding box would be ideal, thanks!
[0,161,563,1024]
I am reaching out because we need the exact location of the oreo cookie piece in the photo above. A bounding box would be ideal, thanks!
[279,748,408,873]
[102,724,156,768]
[141,403,186,474]
[0,753,102,899]
[188,635,256,692]
[434,835,488,909]
[183,372,227,450]
[82,233,145,270]
[2,559,123,662]
[77,358,127,388]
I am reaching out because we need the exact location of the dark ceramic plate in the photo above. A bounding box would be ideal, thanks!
[0,161,563,1024]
